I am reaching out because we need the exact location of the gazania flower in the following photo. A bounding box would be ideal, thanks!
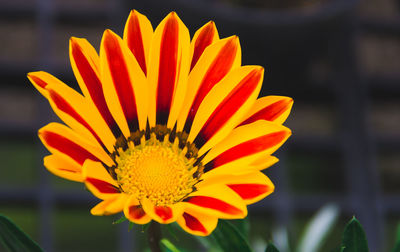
[28,10,292,236]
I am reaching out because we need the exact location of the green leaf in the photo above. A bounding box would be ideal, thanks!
[211,219,252,252]
[112,215,127,225]
[265,242,280,252]
[391,223,400,252]
[165,223,179,241]
[341,217,369,252]
[161,239,181,252]
[0,214,43,252]
[231,218,250,239]
[140,223,150,233]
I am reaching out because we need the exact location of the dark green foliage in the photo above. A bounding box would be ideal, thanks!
[341,217,369,252]
[391,223,400,252]
[265,242,280,252]
[211,219,252,252]
[0,214,43,252]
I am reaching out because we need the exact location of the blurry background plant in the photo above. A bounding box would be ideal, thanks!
[0,0,399,251]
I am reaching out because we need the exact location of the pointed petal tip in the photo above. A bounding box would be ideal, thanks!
[166,11,181,21]
[69,36,87,45]
[205,20,216,28]
[128,9,143,18]
[27,71,40,78]
[224,35,239,45]
[69,36,77,43]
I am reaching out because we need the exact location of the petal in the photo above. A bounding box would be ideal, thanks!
[177,206,218,236]
[69,37,121,137]
[227,173,274,205]
[39,123,113,167]
[199,172,275,205]
[123,9,153,75]
[43,154,83,182]
[188,66,264,155]
[184,184,247,219]
[202,120,291,172]
[239,96,293,126]
[27,71,50,98]
[83,160,120,200]
[91,194,128,216]
[28,71,115,153]
[177,36,241,132]
[189,21,219,71]
[100,29,148,137]
[141,198,184,224]
[123,196,151,224]
[250,155,279,171]
[147,12,191,128]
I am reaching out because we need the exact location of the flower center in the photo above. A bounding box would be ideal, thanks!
[114,130,201,206]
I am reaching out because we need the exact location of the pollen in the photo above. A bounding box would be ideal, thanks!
[114,133,201,206]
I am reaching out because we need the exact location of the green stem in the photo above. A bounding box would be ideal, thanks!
[147,221,162,252]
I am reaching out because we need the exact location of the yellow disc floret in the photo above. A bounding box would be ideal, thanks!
[114,133,200,206]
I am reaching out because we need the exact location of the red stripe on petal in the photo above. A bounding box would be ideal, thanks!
[186,196,242,215]
[183,212,207,233]
[185,38,239,132]
[29,75,48,89]
[71,41,120,135]
[239,99,293,126]
[154,206,173,221]
[86,177,120,193]
[194,69,262,147]
[48,90,106,150]
[104,32,139,131]
[126,13,147,75]
[59,168,79,173]
[128,205,146,219]
[156,16,179,125]
[40,131,99,165]
[190,23,216,71]
[206,131,288,171]
[228,184,269,200]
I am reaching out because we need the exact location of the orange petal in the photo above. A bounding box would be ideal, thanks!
[178,36,241,132]
[91,194,128,216]
[123,10,153,75]
[203,121,291,173]
[38,123,114,167]
[123,196,151,224]
[69,37,121,137]
[43,154,83,182]
[141,198,184,224]
[27,71,50,98]
[190,21,219,71]
[28,71,115,153]
[239,96,293,126]
[100,30,148,137]
[83,160,120,200]
[177,206,218,236]
[147,12,190,128]
[184,185,247,219]
[201,172,275,205]
[188,66,264,155]
[250,155,279,171]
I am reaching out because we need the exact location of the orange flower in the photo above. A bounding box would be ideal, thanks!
[27,10,293,236]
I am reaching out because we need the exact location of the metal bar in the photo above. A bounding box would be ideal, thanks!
[36,0,55,250]
[330,17,383,252]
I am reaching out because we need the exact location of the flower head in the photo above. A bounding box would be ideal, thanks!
[28,10,293,236]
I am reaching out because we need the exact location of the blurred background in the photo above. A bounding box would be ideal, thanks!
[0,0,399,251]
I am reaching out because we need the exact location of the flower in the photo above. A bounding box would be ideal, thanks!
[27,10,293,236]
